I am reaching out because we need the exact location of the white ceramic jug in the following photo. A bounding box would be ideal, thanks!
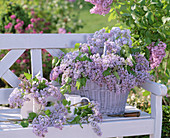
[64,94,90,118]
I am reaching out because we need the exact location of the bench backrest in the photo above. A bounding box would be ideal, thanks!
[0,34,91,104]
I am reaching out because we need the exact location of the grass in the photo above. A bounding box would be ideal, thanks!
[75,9,114,33]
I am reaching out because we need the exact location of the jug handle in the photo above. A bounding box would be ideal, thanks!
[81,97,90,103]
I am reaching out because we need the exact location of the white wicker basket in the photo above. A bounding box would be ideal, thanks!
[71,80,129,115]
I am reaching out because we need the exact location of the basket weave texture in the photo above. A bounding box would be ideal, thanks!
[71,80,129,115]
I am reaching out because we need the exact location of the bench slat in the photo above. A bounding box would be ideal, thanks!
[0,50,25,77]
[0,88,15,104]
[46,49,64,57]
[0,34,92,49]
[2,70,20,87]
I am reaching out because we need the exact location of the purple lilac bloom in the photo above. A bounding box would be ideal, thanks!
[85,0,113,15]
[147,41,166,69]
[32,115,50,137]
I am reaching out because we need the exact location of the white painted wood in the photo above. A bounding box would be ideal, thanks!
[46,49,64,57]
[30,49,43,77]
[149,94,162,138]
[30,49,43,114]
[0,34,92,49]
[0,105,154,138]
[1,70,20,87]
[0,88,15,104]
[141,80,167,96]
[0,119,154,138]
[0,49,25,77]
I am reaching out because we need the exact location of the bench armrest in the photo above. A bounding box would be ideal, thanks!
[141,80,167,96]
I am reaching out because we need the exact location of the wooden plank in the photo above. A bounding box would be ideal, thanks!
[0,119,154,138]
[150,94,162,138]
[0,50,25,78]
[141,80,167,96]
[0,88,15,104]
[30,49,43,77]
[46,49,64,57]
[2,70,20,87]
[0,34,92,49]
[30,49,43,113]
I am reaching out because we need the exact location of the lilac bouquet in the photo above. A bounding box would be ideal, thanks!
[49,27,164,115]
[8,73,102,137]
[50,27,152,94]
[9,73,61,108]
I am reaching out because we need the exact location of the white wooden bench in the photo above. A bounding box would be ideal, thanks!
[0,34,167,138]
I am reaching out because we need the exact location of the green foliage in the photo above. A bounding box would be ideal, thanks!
[28,112,37,120]
[45,109,51,117]
[68,103,94,128]
[162,105,170,137]
[0,2,30,33]
[24,72,32,80]
[109,0,170,105]
[20,120,29,128]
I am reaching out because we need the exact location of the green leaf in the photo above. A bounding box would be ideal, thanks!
[113,71,120,80]
[20,120,29,128]
[87,46,92,55]
[24,72,32,80]
[62,99,68,106]
[127,66,136,76]
[74,108,78,115]
[143,90,150,96]
[52,56,59,67]
[108,12,115,22]
[28,112,37,120]
[145,48,150,60]
[75,43,80,49]
[65,77,72,84]
[103,68,111,77]
[81,77,87,87]
[145,11,154,24]
[45,109,51,117]
[76,79,81,90]
[139,0,145,6]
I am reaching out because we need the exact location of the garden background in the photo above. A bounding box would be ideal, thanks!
[0,0,169,137]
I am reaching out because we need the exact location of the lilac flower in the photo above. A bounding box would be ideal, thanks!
[10,15,16,19]
[58,28,66,34]
[147,41,166,69]
[32,115,50,137]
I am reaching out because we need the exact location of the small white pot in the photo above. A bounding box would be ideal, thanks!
[20,94,34,119]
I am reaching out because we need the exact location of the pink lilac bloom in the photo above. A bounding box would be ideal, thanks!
[30,18,35,23]
[16,19,21,23]
[16,59,21,64]
[58,28,66,34]
[0,54,5,58]
[85,0,113,15]
[10,15,16,19]
[66,0,76,2]
[147,41,166,69]
[4,22,13,29]
[11,70,15,73]
[43,64,46,67]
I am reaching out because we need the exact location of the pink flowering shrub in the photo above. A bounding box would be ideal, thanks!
[0,1,83,83]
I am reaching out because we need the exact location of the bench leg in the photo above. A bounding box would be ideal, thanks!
[150,94,162,138]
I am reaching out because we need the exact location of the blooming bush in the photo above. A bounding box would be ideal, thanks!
[8,73,102,137]
[0,1,84,83]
